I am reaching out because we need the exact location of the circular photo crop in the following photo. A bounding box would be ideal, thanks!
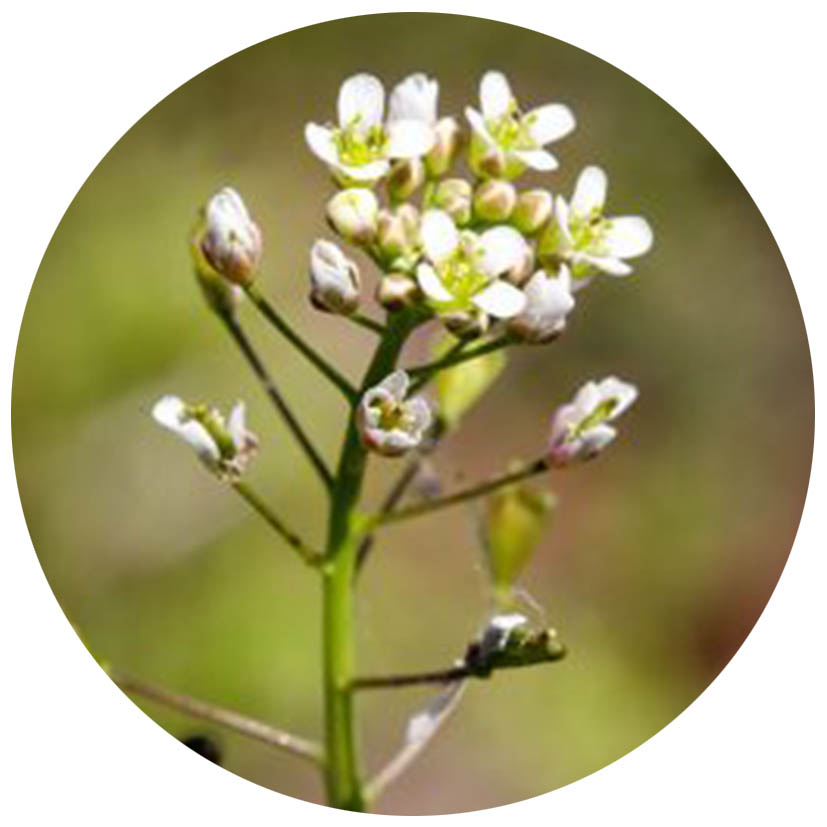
[12,12,814,816]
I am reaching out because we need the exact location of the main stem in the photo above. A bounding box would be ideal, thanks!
[321,312,419,811]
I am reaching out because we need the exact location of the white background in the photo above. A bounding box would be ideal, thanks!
[1,2,824,824]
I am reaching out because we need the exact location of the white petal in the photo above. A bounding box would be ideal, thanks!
[416,263,455,303]
[338,73,384,129]
[472,280,527,318]
[571,166,608,217]
[336,159,391,183]
[512,148,558,171]
[597,377,639,418]
[420,210,458,263]
[405,397,433,436]
[152,394,186,429]
[465,107,497,147]
[227,401,247,449]
[378,369,410,401]
[305,123,339,165]
[525,104,575,144]
[572,381,601,417]
[603,216,654,258]
[388,73,438,124]
[554,196,574,246]
[152,395,220,464]
[478,225,528,277]
[582,423,617,454]
[524,270,575,318]
[574,252,633,277]
[385,119,435,158]
[480,71,513,120]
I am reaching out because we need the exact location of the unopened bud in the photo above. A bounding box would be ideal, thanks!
[504,242,536,287]
[425,117,462,177]
[508,268,574,344]
[387,158,425,202]
[326,188,379,245]
[377,205,420,262]
[473,180,517,223]
[376,272,421,311]
[432,179,472,227]
[512,190,553,235]
[470,141,508,179]
[442,307,490,339]
[309,239,361,315]
[199,187,262,286]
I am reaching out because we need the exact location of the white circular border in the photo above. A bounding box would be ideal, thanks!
[2,3,824,825]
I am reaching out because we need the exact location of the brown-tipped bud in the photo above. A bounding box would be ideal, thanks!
[326,188,379,245]
[473,180,518,223]
[442,308,490,339]
[512,189,554,235]
[425,116,462,177]
[387,158,426,203]
[503,241,536,287]
[377,205,420,261]
[432,178,473,227]
[199,187,262,286]
[376,272,421,311]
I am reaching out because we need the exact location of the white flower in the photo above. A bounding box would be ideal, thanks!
[309,240,361,315]
[199,187,262,285]
[306,73,437,186]
[466,71,575,179]
[542,166,653,284]
[357,370,432,457]
[508,266,575,343]
[152,395,258,476]
[415,209,528,319]
[548,377,638,466]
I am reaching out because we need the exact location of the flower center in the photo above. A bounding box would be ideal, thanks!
[568,397,618,440]
[333,117,389,167]
[569,210,611,255]
[184,404,237,458]
[435,237,491,305]
[487,101,536,151]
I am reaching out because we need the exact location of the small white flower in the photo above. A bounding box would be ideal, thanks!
[306,73,437,186]
[466,71,575,179]
[548,377,638,466]
[199,187,262,285]
[152,395,258,476]
[508,266,575,343]
[309,240,360,315]
[415,209,528,319]
[357,370,432,457]
[543,166,653,284]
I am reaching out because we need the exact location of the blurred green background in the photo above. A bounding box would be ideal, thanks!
[12,12,813,815]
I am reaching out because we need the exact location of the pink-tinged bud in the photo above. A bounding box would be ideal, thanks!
[473,179,517,223]
[357,370,433,457]
[308,239,361,315]
[387,158,425,202]
[512,190,553,235]
[199,187,263,286]
[326,188,379,245]
[547,376,638,466]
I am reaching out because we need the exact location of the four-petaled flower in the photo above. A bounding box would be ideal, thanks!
[152,395,258,477]
[357,370,432,457]
[548,377,638,466]
[540,166,653,285]
[466,71,575,179]
[416,209,528,319]
[306,73,437,186]
[508,266,575,343]
[199,187,263,286]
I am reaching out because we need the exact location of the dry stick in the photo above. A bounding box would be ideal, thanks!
[222,315,333,491]
[365,680,467,802]
[111,669,324,765]
[378,457,550,526]
[231,481,323,567]
[245,284,358,403]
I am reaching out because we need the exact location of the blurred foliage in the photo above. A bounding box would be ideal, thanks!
[11,13,813,815]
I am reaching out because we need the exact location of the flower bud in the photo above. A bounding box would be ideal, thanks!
[190,226,243,319]
[434,334,506,430]
[376,272,421,311]
[442,307,490,339]
[387,158,425,202]
[470,138,508,179]
[326,188,379,245]
[503,242,536,287]
[484,481,555,603]
[508,268,574,343]
[376,204,420,263]
[309,239,361,315]
[512,189,553,235]
[473,180,517,223]
[432,179,472,227]
[425,116,462,177]
[357,370,432,457]
[199,187,262,286]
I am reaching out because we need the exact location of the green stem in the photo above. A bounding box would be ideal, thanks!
[221,315,333,491]
[407,334,514,394]
[245,284,358,403]
[231,481,322,566]
[378,457,549,526]
[321,311,421,811]
[350,313,386,336]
